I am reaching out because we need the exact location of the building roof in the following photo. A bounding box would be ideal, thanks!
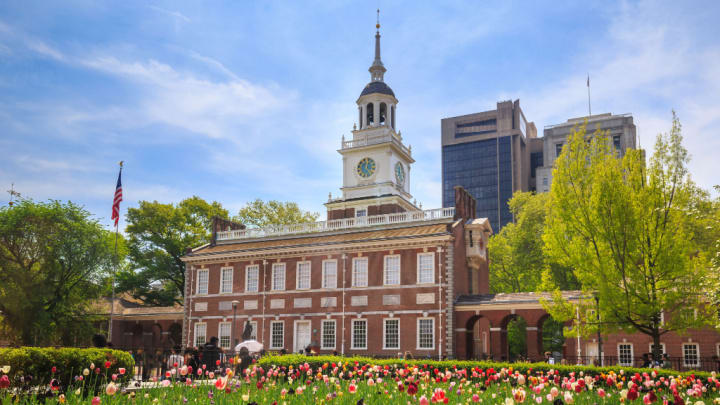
[185,222,451,259]
[89,294,183,320]
[456,291,584,306]
[359,81,395,98]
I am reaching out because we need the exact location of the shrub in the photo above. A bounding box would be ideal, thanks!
[257,354,712,380]
[0,347,134,387]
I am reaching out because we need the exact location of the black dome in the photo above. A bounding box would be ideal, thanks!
[359,81,395,98]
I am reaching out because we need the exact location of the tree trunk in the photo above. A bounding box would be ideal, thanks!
[651,330,662,366]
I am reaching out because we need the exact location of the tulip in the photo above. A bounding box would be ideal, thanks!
[0,366,10,374]
[91,396,101,405]
[118,368,126,375]
[105,382,117,396]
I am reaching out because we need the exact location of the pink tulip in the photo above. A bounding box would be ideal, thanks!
[91,397,101,405]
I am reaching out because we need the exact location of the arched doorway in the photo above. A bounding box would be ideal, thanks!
[500,314,528,362]
[538,315,565,362]
[465,315,491,360]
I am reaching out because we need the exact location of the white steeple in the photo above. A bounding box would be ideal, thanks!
[326,11,417,214]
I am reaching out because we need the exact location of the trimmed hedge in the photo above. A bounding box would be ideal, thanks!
[257,354,712,380]
[0,347,134,387]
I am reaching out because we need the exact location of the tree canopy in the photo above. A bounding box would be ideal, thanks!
[488,192,578,293]
[119,196,228,306]
[0,199,114,345]
[236,199,319,228]
[542,113,720,362]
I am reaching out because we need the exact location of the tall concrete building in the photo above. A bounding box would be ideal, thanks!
[441,100,537,231]
[535,113,637,192]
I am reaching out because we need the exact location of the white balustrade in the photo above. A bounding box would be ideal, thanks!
[216,207,455,242]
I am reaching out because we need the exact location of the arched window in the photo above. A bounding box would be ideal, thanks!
[391,105,395,130]
[379,103,387,125]
[366,103,374,126]
[358,107,362,129]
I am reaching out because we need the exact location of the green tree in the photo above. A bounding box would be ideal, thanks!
[236,199,319,228]
[542,114,719,363]
[488,192,578,292]
[506,317,527,361]
[120,196,228,306]
[0,199,114,345]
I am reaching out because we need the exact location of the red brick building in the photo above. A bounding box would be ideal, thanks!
[179,24,720,370]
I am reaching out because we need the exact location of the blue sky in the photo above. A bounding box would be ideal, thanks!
[1,1,719,230]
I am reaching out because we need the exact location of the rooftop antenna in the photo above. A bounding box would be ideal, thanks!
[7,183,21,206]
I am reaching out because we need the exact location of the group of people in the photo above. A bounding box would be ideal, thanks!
[130,337,257,380]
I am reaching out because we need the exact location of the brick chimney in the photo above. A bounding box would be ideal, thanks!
[453,186,476,222]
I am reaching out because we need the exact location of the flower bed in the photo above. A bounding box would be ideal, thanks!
[1,354,719,404]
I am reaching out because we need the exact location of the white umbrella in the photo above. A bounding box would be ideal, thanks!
[234,339,263,353]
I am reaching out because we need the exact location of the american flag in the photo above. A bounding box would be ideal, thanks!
[111,167,123,227]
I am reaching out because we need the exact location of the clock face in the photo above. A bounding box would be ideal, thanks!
[395,162,405,185]
[356,157,376,178]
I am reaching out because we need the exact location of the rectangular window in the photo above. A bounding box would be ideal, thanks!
[351,319,367,350]
[196,269,209,295]
[417,318,435,350]
[618,343,634,366]
[245,265,259,292]
[356,208,367,217]
[220,267,233,294]
[322,260,337,289]
[272,263,286,291]
[555,143,564,158]
[352,258,368,287]
[613,135,622,152]
[194,322,206,347]
[649,343,666,356]
[218,322,231,349]
[321,320,336,350]
[384,255,400,285]
[417,253,435,284]
[270,321,284,349]
[296,262,311,290]
[683,343,699,367]
[383,319,400,350]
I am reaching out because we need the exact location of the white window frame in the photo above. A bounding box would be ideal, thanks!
[296,261,311,290]
[196,269,209,295]
[383,255,401,286]
[245,265,259,292]
[351,319,367,350]
[271,263,286,291]
[417,317,435,350]
[270,321,284,350]
[352,257,368,287]
[682,343,700,368]
[219,267,234,294]
[417,252,435,284]
[648,343,666,356]
[383,318,400,350]
[194,322,206,347]
[617,343,634,366]
[322,260,337,289]
[355,207,367,217]
[321,320,336,350]
[218,322,232,349]
[717,343,720,358]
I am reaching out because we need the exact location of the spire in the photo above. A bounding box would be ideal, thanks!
[369,9,386,82]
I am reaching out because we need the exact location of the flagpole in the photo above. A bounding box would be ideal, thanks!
[587,74,592,117]
[107,161,123,344]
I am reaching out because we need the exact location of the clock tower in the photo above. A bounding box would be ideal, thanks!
[326,13,419,220]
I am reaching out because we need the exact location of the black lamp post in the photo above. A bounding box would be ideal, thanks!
[594,294,603,366]
[231,300,240,348]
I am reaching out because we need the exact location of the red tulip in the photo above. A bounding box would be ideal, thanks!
[104,361,111,369]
